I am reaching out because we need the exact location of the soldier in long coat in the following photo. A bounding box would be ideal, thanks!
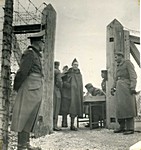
[111,51,137,135]
[53,61,62,131]
[11,31,44,149]
[60,58,83,131]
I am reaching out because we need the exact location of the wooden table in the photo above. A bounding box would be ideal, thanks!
[83,96,106,129]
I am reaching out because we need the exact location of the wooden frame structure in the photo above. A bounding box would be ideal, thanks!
[106,19,140,128]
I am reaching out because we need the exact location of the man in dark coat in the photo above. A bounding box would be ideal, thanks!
[111,51,137,135]
[53,61,62,131]
[11,30,44,149]
[60,58,83,131]
[84,83,105,128]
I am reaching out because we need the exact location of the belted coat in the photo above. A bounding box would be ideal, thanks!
[113,60,137,119]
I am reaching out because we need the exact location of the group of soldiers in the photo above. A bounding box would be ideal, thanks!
[10,30,138,149]
[53,58,83,131]
[53,59,108,131]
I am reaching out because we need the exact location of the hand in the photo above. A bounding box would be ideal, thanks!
[111,88,116,96]
[130,89,137,95]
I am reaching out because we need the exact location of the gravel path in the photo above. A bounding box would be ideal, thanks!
[30,124,141,150]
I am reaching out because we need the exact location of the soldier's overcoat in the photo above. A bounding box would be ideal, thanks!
[113,60,137,119]
[11,46,43,133]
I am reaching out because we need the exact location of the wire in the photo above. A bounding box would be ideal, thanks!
[28,0,44,15]
[27,1,31,11]
[18,1,40,23]
[14,11,29,25]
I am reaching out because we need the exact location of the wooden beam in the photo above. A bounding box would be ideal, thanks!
[130,35,140,45]
[12,34,22,66]
[124,30,130,60]
[35,4,56,137]
[130,41,140,67]
[106,19,124,129]
[13,24,45,34]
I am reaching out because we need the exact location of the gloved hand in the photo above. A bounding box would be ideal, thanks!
[130,89,137,95]
[111,88,116,96]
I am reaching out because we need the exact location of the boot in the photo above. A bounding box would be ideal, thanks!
[17,131,30,150]
[53,118,61,131]
[70,117,78,131]
[62,114,68,127]
[114,119,125,133]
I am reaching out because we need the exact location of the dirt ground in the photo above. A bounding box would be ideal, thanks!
[30,117,141,150]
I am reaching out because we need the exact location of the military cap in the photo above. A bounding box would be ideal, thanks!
[63,65,68,70]
[115,51,124,56]
[85,83,93,89]
[28,30,45,40]
[72,58,78,66]
[54,61,60,66]
[101,70,107,73]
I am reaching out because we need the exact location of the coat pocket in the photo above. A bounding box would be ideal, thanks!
[28,80,42,90]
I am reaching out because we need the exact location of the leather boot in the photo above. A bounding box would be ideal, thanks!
[70,117,78,131]
[53,118,61,131]
[62,114,68,127]
[17,131,29,150]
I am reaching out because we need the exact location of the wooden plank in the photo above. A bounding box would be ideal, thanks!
[12,34,22,66]
[130,41,140,67]
[106,19,124,129]
[35,4,56,137]
[13,24,45,34]
[130,35,140,45]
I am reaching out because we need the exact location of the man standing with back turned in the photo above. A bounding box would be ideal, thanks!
[111,51,137,135]
[11,30,44,149]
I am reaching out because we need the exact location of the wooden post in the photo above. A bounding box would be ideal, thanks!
[124,30,130,60]
[0,0,13,149]
[106,19,124,129]
[35,4,56,137]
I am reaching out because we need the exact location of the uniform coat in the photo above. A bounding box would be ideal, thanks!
[60,68,83,117]
[11,46,43,133]
[53,69,62,119]
[113,60,137,119]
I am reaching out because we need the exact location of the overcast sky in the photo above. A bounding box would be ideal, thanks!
[0,0,140,90]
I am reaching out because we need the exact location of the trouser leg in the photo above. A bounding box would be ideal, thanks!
[17,131,30,150]
[62,114,68,127]
[70,115,78,131]
[92,107,100,128]
[126,117,134,131]
[53,95,61,130]
[118,118,125,130]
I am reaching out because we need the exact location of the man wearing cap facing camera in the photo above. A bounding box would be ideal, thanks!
[11,30,44,150]
[60,58,83,131]
[111,51,137,135]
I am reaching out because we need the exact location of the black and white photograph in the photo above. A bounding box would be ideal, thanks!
[0,0,141,149]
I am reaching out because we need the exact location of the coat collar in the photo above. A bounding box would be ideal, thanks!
[28,45,42,57]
